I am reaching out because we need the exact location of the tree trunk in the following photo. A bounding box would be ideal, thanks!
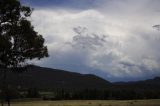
[6,90,10,106]
[7,99,10,106]
[1,68,7,106]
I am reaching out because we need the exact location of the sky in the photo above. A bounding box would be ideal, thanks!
[21,0,160,82]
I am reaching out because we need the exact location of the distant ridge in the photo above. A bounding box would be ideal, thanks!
[114,76,160,89]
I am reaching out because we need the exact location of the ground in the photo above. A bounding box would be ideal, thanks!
[4,99,160,106]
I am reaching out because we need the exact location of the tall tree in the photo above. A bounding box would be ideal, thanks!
[0,0,48,105]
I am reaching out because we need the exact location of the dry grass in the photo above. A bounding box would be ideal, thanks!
[4,99,160,106]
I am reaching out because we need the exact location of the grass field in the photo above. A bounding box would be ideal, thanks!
[4,99,160,106]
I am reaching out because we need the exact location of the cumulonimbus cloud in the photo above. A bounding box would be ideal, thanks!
[30,0,160,82]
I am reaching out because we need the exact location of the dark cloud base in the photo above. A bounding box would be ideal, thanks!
[21,0,106,9]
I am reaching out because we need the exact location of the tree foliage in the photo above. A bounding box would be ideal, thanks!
[0,0,48,68]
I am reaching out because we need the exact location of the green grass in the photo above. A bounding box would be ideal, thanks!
[4,99,160,106]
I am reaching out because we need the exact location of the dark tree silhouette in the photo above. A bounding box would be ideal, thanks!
[0,0,48,105]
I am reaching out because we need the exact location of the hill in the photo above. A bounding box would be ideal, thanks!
[1,65,160,90]
[3,65,111,89]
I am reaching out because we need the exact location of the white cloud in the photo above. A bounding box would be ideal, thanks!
[31,0,160,81]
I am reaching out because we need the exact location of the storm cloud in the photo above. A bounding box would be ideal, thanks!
[24,0,160,82]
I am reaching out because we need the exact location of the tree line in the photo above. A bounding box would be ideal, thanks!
[1,87,160,101]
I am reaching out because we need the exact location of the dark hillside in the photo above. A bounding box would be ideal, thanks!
[1,65,111,89]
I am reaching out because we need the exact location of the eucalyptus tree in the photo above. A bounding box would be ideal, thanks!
[0,0,48,105]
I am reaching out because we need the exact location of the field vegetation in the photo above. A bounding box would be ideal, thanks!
[4,99,160,106]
